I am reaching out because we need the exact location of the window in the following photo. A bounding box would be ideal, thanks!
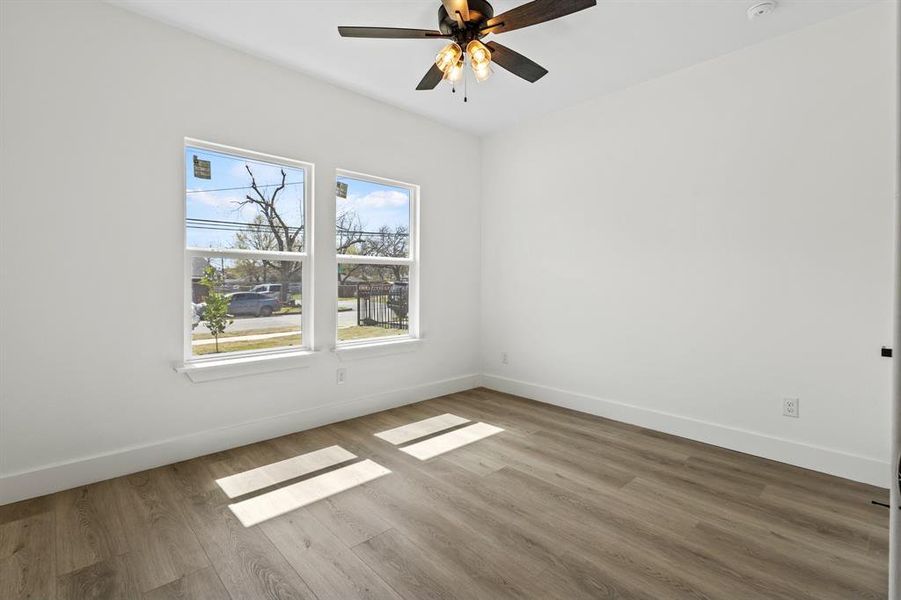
[336,171,419,345]
[184,140,312,361]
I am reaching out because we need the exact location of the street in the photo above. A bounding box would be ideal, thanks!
[194,300,358,335]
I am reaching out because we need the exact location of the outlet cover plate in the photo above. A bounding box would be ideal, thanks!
[783,398,799,418]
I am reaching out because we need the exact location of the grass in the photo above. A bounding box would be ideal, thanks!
[193,333,302,356]
[192,325,406,356]
[338,326,408,342]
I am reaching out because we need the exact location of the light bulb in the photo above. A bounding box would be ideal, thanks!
[472,62,492,82]
[466,40,491,70]
[444,58,464,82]
[435,43,462,73]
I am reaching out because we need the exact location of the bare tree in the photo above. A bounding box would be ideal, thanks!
[336,210,365,285]
[233,214,275,283]
[337,210,365,254]
[370,225,408,280]
[232,166,303,303]
[235,214,278,253]
[335,216,409,285]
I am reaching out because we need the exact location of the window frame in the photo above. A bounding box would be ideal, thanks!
[183,138,314,364]
[335,168,420,347]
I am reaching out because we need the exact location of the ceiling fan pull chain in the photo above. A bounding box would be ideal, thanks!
[464,67,468,103]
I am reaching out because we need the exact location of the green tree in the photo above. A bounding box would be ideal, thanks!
[200,265,233,353]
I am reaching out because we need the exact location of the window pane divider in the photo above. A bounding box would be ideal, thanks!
[336,254,412,266]
[187,247,306,262]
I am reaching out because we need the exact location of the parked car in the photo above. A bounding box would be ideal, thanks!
[387,282,408,318]
[226,292,280,317]
[250,283,282,297]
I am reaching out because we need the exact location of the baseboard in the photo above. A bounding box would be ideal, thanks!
[482,373,889,488]
[4,370,886,505]
[0,373,481,505]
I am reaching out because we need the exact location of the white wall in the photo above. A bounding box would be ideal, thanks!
[0,0,481,504]
[480,4,898,487]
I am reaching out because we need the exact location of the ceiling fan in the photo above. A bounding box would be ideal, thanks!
[338,0,597,93]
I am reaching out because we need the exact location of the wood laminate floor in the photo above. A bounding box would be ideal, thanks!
[0,388,890,599]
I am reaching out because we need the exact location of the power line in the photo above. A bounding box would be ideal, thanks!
[186,218,406,238]
[187,217,302,229]
[186,181,304,194]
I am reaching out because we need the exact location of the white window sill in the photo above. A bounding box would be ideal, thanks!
[334,337,422,361]
[175,349,316,383]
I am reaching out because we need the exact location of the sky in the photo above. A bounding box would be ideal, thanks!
[185,146,410,250]
[336,176,410,233]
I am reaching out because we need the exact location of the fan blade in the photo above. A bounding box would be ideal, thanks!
[482,0,596,35]
[486,41,548,83]
[442,0,470,25]
[416,63,445,90]
[338,27,447,39]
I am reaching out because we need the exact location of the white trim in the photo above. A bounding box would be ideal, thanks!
[334,337,422,360]
[482,373,890,488]
[408,174,421,340]
[175,349,317,383]
[183,138,314,363]
[335,255,412,266]
[0,374,482,505]
[185,137,313,172]
[335,168,419,191]
[187,248,308,262]
[335,168,420,345]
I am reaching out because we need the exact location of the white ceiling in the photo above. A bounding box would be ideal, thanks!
[110,0,876,135]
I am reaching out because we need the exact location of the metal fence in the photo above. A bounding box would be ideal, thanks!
[357,283,408,331]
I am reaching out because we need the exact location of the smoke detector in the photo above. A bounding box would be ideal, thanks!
[747,1,777,20]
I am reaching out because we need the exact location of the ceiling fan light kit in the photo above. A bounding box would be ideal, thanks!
[435,42,463,73]
[338,0,597,99]
[445,58,465,83]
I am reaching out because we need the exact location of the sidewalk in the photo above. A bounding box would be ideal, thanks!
[192,330,299,346]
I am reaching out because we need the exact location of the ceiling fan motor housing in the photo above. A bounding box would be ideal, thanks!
[439,0,494,41]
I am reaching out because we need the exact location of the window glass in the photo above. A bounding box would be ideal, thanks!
[186,147,305,252]
[337,264,409,343]
[336,176,410,258]
[189,257,302,357]
[184,140,309,361]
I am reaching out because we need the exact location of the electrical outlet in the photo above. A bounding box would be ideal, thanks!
[336,368,347,385]
[783,398,799,418]
[501,352,508,365]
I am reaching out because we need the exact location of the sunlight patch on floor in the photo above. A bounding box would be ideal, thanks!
[400,423,504,460]
[216,445,356,498]
[374,413,470,445]
[229,459,391,527]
